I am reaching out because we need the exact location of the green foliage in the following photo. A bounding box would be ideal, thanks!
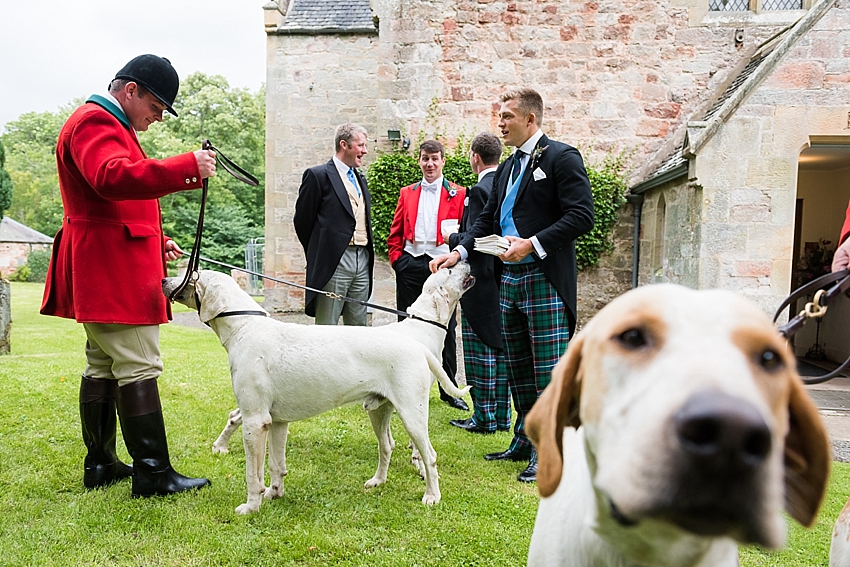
[1,105,75,235]
[6,264,29,282]
[577,151,630,270]
[24,248,51,282]
[366,141,630,268]
[365,150,420,257]
[0,139,12,218]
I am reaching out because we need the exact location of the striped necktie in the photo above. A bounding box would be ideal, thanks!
[511,151,525,183]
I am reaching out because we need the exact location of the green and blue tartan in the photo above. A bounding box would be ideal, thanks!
[499,263,570,463]
[460,316,511,432]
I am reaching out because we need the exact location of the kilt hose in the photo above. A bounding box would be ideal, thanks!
[460,316,511,432]
[500,263,570,464]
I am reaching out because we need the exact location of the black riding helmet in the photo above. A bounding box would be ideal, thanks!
[113,54,180,117]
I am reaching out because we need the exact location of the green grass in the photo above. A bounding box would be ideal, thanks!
[1,281,848,566]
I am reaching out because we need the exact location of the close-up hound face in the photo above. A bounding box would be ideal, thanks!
[528,284,830,553]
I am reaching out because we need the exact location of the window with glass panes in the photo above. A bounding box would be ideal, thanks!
[709,0,803,10]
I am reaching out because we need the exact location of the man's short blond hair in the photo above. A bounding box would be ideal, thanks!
[500,88,544,126]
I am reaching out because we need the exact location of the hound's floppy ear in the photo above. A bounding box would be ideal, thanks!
[526,333,585,498]
[433,285,452,325]
[783,374,831,527]
[196,275,230,323]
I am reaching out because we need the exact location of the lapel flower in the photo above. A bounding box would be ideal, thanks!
[530,145,549,170]
[448,189,457,199]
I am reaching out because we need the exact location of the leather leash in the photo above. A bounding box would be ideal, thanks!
[196,255,448,331]
[168,140,259,304]
[773,268,850,384]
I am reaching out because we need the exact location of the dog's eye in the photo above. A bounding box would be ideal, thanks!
[759,349,784,372]
[617,328,647,350]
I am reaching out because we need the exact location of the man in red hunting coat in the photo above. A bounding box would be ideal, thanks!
[41,54,216,497]
[387,139,469,410]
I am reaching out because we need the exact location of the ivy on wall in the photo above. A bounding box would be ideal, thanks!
[366,140,629,270]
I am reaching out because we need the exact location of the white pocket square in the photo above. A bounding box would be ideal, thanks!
[533,167,547,181]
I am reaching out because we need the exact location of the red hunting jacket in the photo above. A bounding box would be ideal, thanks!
[387,179,466,266]
[41,98,203,325]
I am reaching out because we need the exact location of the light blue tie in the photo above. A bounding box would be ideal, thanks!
[347,168,361,197]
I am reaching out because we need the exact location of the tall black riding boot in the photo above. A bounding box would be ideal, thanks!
[116,379,210,497]
[80,376,133,489]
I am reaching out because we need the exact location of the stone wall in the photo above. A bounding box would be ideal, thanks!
[264,31,381,311]
[0,242,50,278]
[265,0,821,312]
[690,0,850,313]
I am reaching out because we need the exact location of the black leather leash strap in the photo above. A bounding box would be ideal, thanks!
[168,140,259,303]
[773,268,850,384]
[197,255,448,331]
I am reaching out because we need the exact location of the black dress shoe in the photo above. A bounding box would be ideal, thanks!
[450,418,494,434]
[441,396,470,411]
[484,449,530,462]
[518,462,537,483]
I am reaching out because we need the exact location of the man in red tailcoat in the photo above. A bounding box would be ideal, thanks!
[41,54,216,497]
[387,139,469,410]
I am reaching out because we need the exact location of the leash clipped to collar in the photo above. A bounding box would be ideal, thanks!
[168,140,259,304]
[773,268,850,384]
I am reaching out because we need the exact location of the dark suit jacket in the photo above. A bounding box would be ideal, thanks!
[449,170,502,348]
[457,134,594,336]
[293,159,374,317]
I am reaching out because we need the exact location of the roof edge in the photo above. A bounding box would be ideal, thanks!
[630,162,688,194]
[686,0,838,156]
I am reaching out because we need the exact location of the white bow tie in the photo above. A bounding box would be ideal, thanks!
[422,181,440,193]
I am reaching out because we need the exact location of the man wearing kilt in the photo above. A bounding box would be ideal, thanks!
[446,133,511,435]
[430,88,594,483]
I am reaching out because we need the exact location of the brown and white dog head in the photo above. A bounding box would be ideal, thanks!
[526,284,830,551]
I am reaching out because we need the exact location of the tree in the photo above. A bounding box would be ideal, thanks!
[0,139,12,219]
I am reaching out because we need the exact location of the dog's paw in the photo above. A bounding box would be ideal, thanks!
[212,442,229,455]
[235,502,260,515]
[365,476,386,489]
[263,484,284,500]
[422,493,441,506]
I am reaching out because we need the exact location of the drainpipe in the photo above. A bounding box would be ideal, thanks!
[626,194,644,289]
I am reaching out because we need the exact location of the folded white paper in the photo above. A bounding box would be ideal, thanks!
[474,234,510,256]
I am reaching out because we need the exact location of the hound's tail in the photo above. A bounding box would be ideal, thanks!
[425,350,471,398]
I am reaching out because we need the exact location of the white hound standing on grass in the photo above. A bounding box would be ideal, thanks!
[525,284,831,567]
[163,264,474,514]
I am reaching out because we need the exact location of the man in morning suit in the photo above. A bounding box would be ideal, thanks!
[430,88,594,482]
[294,123,374,326]
[446,132,511,434]
[387,140,469,411]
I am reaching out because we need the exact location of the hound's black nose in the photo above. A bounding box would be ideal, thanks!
[674,391,771,471]
[162,278,167,284]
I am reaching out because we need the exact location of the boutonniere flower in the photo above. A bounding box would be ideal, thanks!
[447,189,457,199]
[531,145,549,170]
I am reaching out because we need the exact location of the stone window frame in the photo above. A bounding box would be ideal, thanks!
[674,0,814,26]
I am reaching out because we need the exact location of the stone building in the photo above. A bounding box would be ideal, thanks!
[261,0,849,342]
[0,216,53,278]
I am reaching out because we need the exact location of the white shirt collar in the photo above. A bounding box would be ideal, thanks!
[421,176,443,192]
[477,166,498,182]
[333,155,354,177]
[515,129,545,157]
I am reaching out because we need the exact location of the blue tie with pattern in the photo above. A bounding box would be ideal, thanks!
[511,151,525,183]
[347,168,361,197]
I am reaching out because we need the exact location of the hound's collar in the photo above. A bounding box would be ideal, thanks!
[408,314,448,331]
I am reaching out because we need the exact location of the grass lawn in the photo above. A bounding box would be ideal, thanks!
[1,281,848,566]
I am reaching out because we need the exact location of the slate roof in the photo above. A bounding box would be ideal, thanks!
[277,0,377,34]
[0,217,53,244]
